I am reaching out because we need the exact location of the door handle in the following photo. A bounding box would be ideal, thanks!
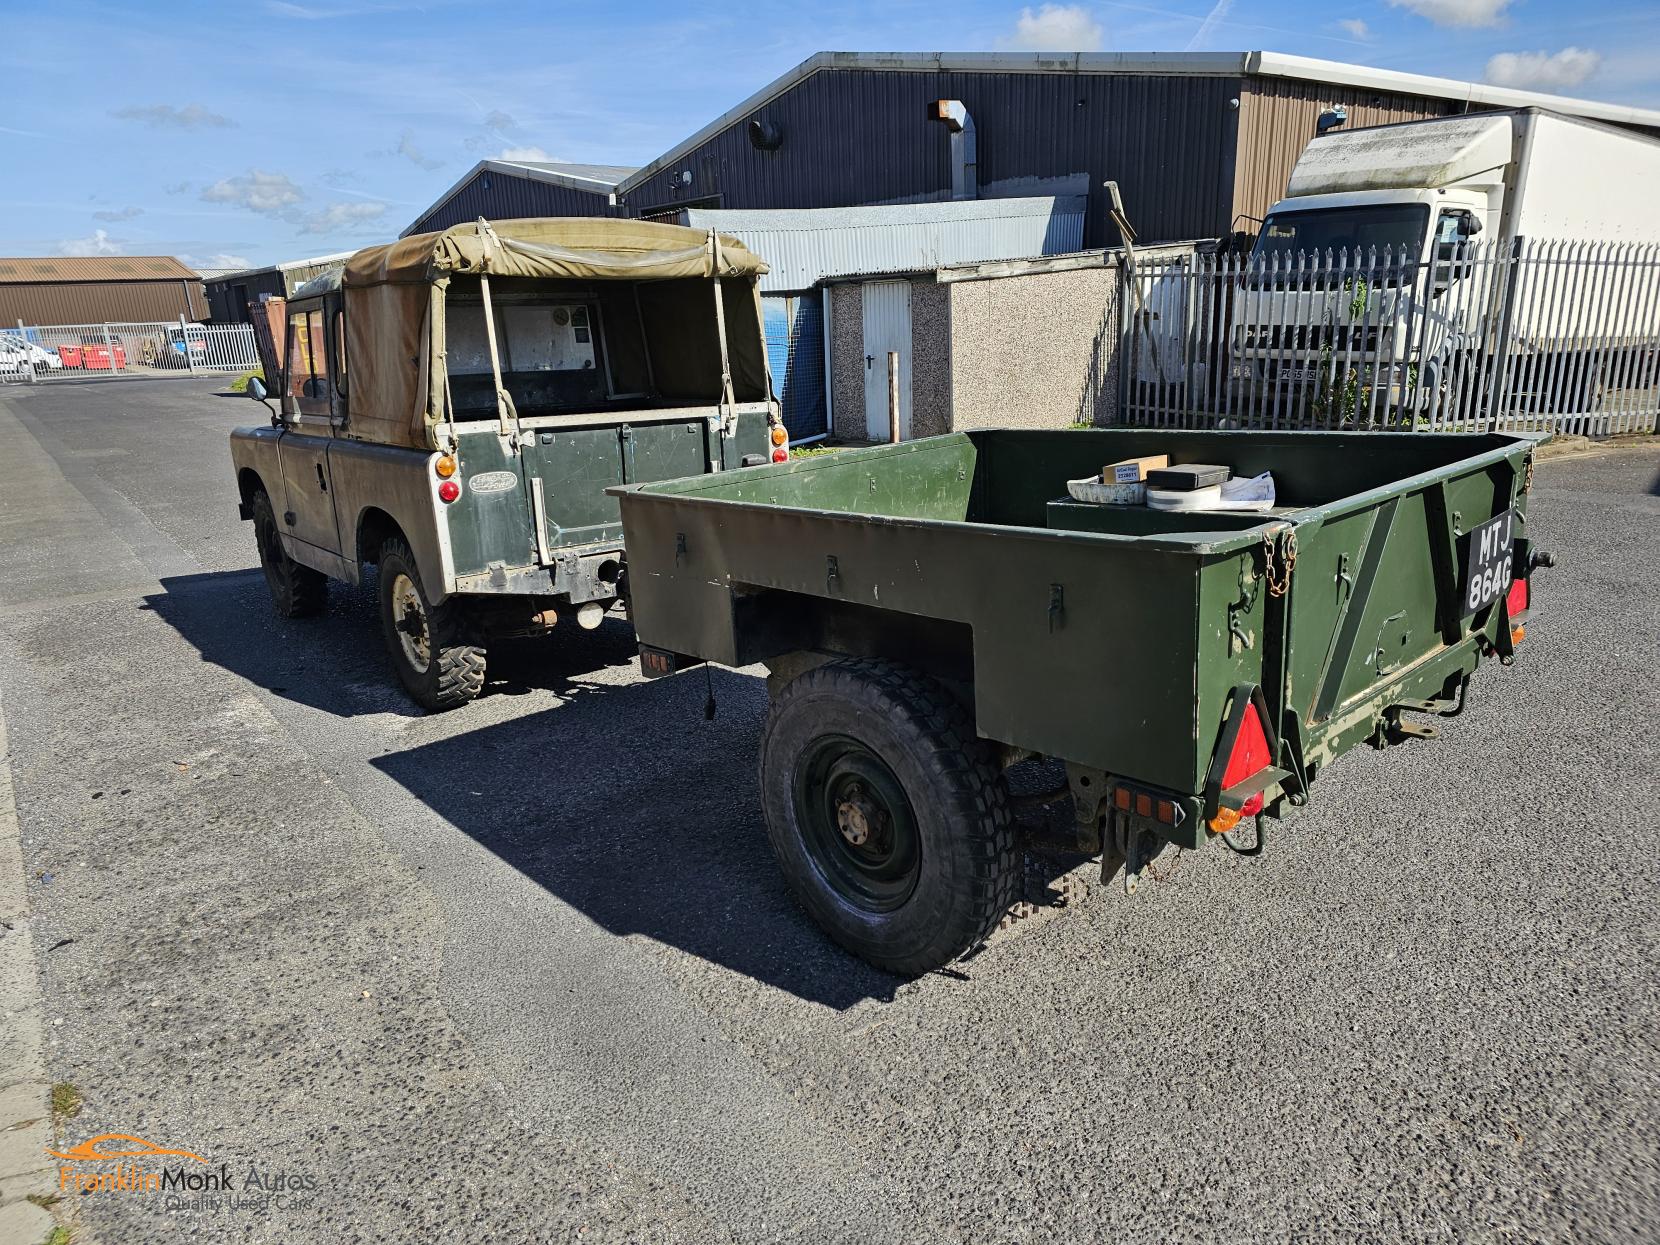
[315,462,327,492]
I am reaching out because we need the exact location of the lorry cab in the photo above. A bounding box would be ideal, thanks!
[231,216,786,710]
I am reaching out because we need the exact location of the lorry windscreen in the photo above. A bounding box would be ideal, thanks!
[1250,205,1427,282]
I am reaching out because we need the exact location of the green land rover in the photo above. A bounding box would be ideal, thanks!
[230,217,787,710]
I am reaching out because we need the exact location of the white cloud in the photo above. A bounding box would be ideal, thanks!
[112,103,233,129]
[179,252,255,271]
[59,229,121,257]
[396,129,441,170]
[1485,47,1601,90]
[300,201,388,235]
[1386,0,1509,27]
[498,145,555,163]
[92,205,143,222]
[1000,4,1103,51]
[1335,17,1372,39]
[200,170,305,216]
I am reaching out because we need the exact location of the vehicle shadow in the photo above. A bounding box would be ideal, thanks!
[147,568,1092,1009]
[143,568,641,718]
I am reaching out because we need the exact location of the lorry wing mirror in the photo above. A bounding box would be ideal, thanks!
[1462,214,1483,237]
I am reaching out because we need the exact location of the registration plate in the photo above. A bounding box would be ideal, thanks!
[1460,508,1517,616]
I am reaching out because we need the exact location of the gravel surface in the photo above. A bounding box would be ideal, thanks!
[0,378,1655,1243]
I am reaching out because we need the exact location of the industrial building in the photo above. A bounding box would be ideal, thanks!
[404,159,636,237]
[0,256,207,326]
[203,251,354,324]
[408,51,1660,248]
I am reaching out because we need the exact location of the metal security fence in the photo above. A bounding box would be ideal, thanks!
[0,319,259,383]
[1121,239,1660,435]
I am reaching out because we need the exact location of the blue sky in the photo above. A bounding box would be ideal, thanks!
[2,0,1655,268]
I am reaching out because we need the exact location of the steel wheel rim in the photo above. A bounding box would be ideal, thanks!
[794,734,920,913]
[390,572,431,674]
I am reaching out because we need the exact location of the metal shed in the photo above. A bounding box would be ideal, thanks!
[403,159,637,237]
[204,251,354,324]
[0,256,207,325]
[617,51,1660,247]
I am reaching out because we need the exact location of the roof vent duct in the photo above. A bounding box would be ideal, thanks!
[747,118,783,150]
[928,99,977,201]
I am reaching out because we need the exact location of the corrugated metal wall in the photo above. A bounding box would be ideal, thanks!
[205,269,286,323]
[0,280,207,326]
[1231,78,1458,230]
[625,69,1242,247]
[408,168,628,235]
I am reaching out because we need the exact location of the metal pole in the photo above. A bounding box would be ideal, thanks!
[103,322,118,375]
[180,313,196,374]
[18,318,34,383]
[887,350,901,443]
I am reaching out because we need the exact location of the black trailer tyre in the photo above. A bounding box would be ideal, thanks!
[759,658,1018,975]
[251,488,326,618]
[376,536,486,711]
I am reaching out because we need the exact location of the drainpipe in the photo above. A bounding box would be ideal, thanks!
[929,100,977,201]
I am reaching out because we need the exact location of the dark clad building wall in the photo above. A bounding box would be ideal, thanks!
[205,269,287,324]
[409,169,629,236]
[0,280,206,325]
[1231,78,1456,231]
[623,69,1244,247]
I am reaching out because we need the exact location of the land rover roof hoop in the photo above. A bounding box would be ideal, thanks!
[708,229,736,438]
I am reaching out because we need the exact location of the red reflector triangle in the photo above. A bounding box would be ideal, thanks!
[1222,702,1272,790]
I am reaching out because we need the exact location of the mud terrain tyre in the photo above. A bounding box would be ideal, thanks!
[759,658,1018,975]
[377,536,485,712]
[251,488,326,618]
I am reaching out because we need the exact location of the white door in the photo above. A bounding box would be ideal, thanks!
[862,281,912,441]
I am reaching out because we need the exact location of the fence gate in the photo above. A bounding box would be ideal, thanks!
[1120,239,1660,436]
[0,318,260,385]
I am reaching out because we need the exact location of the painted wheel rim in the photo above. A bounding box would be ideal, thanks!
[794,734,920,913]
[390,572,431,674]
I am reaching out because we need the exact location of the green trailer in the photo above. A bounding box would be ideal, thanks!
[614,429,1553,974]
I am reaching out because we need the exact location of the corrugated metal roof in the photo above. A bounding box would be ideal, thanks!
[509,161,637,186]
[619,49,1660,196]
[0,256,199,283]
[406,158,639,238]
[685,196,1085,291]
[210,251,355,283]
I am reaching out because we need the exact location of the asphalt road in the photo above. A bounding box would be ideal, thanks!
[0,377,1655,1244]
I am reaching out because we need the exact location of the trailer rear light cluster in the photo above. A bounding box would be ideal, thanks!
[1208,697,1274,833]
[1110,784,1184,827]
[768,411,789,463]
[437,479,461,503]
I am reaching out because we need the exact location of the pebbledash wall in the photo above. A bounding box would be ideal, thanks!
[827,242,1201,441]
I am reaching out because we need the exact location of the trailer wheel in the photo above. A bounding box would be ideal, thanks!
[760,658,1017,975]
[251,488,326,618]
[376,536,485,712]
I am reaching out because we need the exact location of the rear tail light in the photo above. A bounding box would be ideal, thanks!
[437,480,461,503]
[771,447,789,463]
[434,454,457,479]
[770,426,788,447]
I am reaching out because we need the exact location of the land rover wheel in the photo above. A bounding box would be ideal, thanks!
[376,536,485,712]
[251,488,326,618]
[759,658,1018,976]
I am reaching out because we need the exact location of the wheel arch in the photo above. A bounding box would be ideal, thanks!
[355,505,408,568]
[235,467,269,519]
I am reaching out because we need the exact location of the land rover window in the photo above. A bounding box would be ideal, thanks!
[285,308,329,417]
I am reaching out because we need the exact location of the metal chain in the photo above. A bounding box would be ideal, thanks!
[1523,456,1535,495]
[1264,528,1298,598]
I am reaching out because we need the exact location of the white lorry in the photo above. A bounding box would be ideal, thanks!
[1229,108,1660,421]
